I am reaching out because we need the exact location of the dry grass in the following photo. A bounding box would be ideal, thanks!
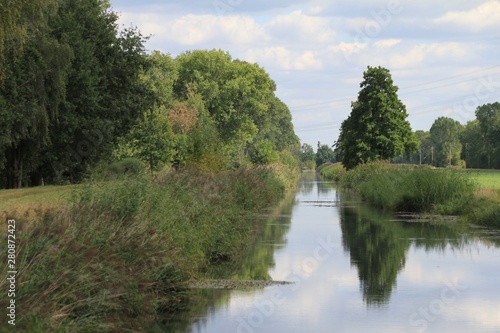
[0,185,79,221]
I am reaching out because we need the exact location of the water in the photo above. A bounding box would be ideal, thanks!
[164,173,500,333]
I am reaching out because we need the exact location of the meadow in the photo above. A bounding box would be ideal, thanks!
[467,169,500,189]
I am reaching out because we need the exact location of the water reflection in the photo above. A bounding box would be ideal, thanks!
[155,191,298,332]
[339,204,470,306]
[161,175,500,333]
[298,171,316,195]
[230,193,297,281]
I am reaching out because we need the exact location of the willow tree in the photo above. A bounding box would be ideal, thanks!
[337,66,417,169]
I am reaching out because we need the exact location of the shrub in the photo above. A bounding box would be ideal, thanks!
[250,139,278,165]
[106,158,145,178]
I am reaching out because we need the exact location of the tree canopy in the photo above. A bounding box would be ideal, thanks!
[0,7,300,188]
[336,66,417,169]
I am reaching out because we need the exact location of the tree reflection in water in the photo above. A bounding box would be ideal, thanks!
[339,203,469,306]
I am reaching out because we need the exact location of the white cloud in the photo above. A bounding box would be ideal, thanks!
[246,47,323,71]
[436,1,500,31]
[266,10,337,44]
[120,12,268,46]
[374,39,401,48]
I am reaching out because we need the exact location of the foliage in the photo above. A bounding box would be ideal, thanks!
[168,101,199,135]
[113,107,175,174]
[173,49,298,167]
[429,117,464,167]
[250,139,278,165]
[0,0,149,188]
[299,143,315,165]
[336,66,418,169]
[460,120,487,169]
[473,102,500,168]
[315,142,335,167]
[106,158,146,178]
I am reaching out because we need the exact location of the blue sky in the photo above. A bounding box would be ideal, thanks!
[110,0,500,148]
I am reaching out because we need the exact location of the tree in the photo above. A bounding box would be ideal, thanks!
[429,117,464,167]
[336,66,417,169]
[39,0,148,184]
[0,0,60,76]
[299,143,315,163]
[0,2,72,188]
[460,120,487,169]
[249,139,278,165]
[173,50,296,164]
[475,102,500,168]
[113,106,175,175]
[316,142,335,167]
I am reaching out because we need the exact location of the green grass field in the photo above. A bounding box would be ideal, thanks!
[466,170,500,189]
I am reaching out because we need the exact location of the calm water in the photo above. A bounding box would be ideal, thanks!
[163,173,500,333]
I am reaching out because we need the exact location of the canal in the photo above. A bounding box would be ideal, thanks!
[165,173,500,333]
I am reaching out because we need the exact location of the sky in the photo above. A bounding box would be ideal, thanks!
[110,0,500,148]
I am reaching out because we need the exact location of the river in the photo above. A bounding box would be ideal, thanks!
[163,172,500,333]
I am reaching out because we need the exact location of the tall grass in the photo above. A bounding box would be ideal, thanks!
[0,164,296,332]
[359,167,477,212]
[324,161,478,214]
[317,162,345,182]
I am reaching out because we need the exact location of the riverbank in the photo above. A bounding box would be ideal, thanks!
[0,163,298,332]
[318,162,500,228]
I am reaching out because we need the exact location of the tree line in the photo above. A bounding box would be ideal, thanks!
[300,66,499,170]
[400,103,500,169]
[0,0,299,189]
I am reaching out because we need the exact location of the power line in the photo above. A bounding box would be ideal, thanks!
[288,65,500,112]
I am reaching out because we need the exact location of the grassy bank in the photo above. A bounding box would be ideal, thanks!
[0,185,79,221]
[0,163,298,332]
[318,162,500,228]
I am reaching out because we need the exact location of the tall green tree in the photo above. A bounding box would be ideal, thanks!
[336,66,417,169]
[429,117,464,167]
[299,143,315,163]
[0,0,60,76]
[316,142,335,167]
[460,120,487,169]
[173,50,296,163]
[0,1,72,188]
[1,0,149,188]
[475,102,500,168]
[41,0,148,183]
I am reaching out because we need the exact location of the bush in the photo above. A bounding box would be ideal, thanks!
[106,158,145,178]
[250,139,278,165]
